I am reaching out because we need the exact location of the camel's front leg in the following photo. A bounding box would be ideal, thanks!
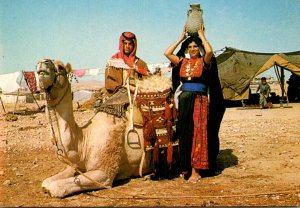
[42,166,76,191]
[45,169,112,198]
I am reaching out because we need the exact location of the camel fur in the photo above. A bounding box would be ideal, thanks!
[37,59,171,198]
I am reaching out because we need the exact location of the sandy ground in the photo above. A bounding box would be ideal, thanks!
[0,98,300,206]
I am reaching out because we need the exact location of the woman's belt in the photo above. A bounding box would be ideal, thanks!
[182,83,208,93]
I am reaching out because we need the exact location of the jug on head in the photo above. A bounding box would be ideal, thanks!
[185,3,204,37]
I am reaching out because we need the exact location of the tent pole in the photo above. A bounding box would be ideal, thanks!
[0,96,6,114]
[280,67,285,102]
[280,66,290,106]
[13,71,23,114]
[274,65,283,107]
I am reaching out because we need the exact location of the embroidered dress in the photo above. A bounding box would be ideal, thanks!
[172,38,225,175]
[177,57,210,173]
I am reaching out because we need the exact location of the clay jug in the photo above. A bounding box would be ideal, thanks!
[185,3,204,37]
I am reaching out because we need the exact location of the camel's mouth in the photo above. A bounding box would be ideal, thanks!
[37,68,50,76]
[37,67,55,92]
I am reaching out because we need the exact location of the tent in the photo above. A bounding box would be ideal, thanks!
[216,47,300,100]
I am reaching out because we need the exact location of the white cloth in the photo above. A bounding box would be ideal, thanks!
[34,71,40,91]
[174,82,183,109]
[0,72,21,93]
[107,58,131,69]
[88,68,99,76]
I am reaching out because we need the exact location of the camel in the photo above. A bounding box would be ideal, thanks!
[37,59,172,198]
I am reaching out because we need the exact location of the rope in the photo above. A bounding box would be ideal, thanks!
[89,188,300,200]
[213,47,227,56]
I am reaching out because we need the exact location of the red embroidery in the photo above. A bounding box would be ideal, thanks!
[180,58,204,78]
[23,72,37,93]
[191,95,209,169]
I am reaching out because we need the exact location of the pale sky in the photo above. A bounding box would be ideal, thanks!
[0,0,299,78]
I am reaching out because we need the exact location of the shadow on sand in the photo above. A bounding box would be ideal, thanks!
[216,148,239,173]
[92,148,239,192]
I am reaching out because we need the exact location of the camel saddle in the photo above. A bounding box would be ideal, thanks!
[95,87,143,125]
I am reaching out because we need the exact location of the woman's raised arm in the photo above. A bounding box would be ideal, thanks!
[164,27,187,66]
[198,25,213,65]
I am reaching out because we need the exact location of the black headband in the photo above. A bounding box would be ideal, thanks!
[122,32,136,40]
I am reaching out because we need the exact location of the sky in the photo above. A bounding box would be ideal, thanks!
[0,0,299,78]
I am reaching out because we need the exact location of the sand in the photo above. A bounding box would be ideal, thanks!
[0,95,299,206]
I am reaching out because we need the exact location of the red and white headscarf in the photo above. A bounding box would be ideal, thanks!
[111,32,148,76]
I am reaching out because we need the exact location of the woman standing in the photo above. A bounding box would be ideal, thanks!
[164,26,225,183]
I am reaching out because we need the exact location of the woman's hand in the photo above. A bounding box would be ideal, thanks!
[180,26,188,41]
[198,24,213,65]
[197,24,206,41]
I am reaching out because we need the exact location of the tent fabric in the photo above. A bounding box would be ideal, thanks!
[255,54,300,76]
[216,47,300,100]
[0,71,20,93]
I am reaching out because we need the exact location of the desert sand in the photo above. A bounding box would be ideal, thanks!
[0,90,299,206]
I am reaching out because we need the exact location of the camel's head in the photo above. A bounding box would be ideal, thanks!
[37,58,72,93]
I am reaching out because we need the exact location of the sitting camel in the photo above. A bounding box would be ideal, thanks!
[37,59,172,198]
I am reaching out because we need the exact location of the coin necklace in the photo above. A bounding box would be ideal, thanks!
[186,59,199,80]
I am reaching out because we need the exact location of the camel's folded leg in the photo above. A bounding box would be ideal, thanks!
[45,169,112,198]
[42,166,76,190]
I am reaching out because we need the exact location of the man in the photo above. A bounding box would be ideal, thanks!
[256,77,271,108]
[105,32,150,94]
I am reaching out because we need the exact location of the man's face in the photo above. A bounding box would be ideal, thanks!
[123,39,134,56]
[262,80,267,85]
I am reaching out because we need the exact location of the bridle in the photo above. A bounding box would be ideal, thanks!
[38,59,70,108]
[37,59,71,160]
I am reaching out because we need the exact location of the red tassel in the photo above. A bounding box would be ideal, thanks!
[165,102,172,121]
[143,121,156,141]
[166,120,173,139]
[153,142,159,164]
[167,142,173,166]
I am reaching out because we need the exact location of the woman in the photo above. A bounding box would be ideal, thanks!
[164,26,225,182]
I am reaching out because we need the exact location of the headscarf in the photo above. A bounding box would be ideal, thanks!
[176,36,205,59]
[112,32,148,76]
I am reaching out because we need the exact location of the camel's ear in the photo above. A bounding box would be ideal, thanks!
[65,63,72,74]
[53,60,65,71]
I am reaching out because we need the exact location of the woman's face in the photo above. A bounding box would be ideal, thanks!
[187,41,200,58]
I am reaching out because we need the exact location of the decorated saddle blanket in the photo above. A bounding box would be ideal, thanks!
[136,76,178,169]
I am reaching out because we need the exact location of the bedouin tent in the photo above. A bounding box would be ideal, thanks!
[216,47,300,100]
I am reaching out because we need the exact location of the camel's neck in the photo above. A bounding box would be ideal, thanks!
[52,84,75,123]
[47,83,81,154]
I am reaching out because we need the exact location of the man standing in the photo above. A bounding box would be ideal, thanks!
[256,77,271,108]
